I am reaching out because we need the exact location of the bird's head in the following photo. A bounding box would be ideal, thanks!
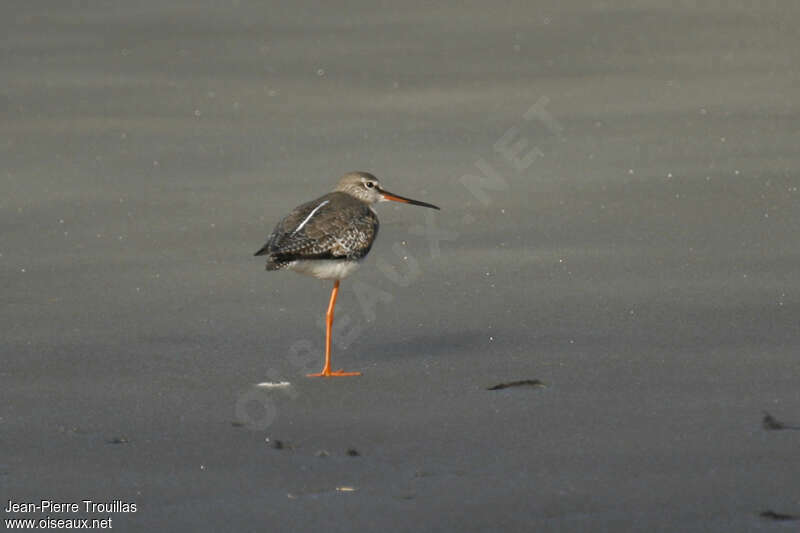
[335,171,440,210]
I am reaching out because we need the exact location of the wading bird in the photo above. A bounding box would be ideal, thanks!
[255,172,440,377]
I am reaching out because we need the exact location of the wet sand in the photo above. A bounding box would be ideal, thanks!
[3,2,800,531]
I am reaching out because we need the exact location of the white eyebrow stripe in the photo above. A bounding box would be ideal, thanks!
[292,200,330,235]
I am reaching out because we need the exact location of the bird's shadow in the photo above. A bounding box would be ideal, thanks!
[358,329,522,360]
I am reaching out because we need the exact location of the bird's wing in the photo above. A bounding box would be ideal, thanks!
[255,193,379,262]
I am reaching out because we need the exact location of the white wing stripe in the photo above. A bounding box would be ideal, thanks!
[292,200,330,235]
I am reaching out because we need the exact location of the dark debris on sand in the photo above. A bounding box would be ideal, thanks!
[762,411,800,431]
[760,510,800,521]
[487,379,545,391]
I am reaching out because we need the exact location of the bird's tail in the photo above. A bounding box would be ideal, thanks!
[265,257,288,271]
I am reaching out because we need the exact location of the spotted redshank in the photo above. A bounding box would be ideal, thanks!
[255,171,440,377]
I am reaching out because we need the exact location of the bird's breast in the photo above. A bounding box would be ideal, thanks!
[288,259,362,280]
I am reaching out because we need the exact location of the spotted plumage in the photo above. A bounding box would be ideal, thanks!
[255,191,379,273]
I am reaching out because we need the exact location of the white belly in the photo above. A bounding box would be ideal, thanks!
[288,259,361,280]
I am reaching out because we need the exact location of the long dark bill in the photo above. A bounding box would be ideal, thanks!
[378,188,440,210]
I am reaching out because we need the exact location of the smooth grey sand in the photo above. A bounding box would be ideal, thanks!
[3,2,800,531]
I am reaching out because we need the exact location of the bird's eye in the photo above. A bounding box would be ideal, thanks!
[365,182,375,189]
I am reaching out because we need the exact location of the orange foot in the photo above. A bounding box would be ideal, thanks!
[307,368,362,378]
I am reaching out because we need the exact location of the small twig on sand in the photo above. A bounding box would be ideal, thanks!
[760,510,800,521]
[487,379,545,391]
[762,411,800,431]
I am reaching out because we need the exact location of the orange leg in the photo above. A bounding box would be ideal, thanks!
[307,280,361,377]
